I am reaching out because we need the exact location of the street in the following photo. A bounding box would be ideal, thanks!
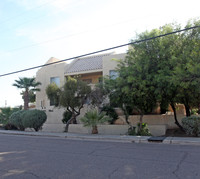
[0,134,200,179]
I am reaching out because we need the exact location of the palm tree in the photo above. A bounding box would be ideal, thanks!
[80,110,110,134]
[13,77,41,110]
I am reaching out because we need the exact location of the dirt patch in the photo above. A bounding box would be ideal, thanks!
[165,129,193,137]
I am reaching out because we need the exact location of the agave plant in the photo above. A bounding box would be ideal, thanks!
[80,109,110,134]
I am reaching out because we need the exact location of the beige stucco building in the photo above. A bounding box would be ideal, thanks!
[36,53,126,132]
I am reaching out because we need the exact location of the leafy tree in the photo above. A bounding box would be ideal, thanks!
[13,77,41,110]
[101,106,118,124]
[118,49,158,132]
[46,77,91,132]
[173,19,200,116]
[138,24,184,129]
[104,76,134,125]
[45,82,60,106]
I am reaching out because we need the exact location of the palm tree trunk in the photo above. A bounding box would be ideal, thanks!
[24,90,29,110]
[92,125,98,134]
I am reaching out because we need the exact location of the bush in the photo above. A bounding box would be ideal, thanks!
[137,123,151,136]
[101,106,118,124]
[128,126,136,135]
[9,110,25,131]
[22,110,47,131]
[0,107,20,129]
[62,111,72,124]
[128,123,151,136]
[182,116,200,136]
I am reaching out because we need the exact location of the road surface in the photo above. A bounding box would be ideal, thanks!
[0,134,200,179]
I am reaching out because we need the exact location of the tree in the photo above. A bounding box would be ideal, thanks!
[118,49,158,132]
[46,77,91,132]
[173,19,200,116]
[104,76,134,125]
[13,77,41,110]
[115,19,200,131]
[80,109,110,134]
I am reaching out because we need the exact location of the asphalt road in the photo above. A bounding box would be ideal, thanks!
[0,134,200,179]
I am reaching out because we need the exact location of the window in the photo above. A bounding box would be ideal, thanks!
[49,77,60,106]
[50,77,60,86]
[109,70,118,79]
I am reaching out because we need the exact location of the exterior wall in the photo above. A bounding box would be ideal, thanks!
[102,53,126,76]
[42,108,66,132]
[36,59,67,132]
[36,60,66,110]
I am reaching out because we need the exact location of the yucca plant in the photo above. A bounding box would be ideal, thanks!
[80,110,111,134]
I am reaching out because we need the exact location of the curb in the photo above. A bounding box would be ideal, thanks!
[0,130,200,145]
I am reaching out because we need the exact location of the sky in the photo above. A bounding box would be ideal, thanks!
[0,0,199,107]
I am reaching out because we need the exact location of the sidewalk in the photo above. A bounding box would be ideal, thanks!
[0,130,200,146]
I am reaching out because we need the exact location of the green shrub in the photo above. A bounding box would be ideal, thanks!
[128,126,136,135]
[62,111,72,124]
[182,116,200,136]
[101,106,118,124]
[128,123,151,136]
[9,110,25,131]
[137,123,151,136]
[0,107,20,128]
[22,110,47,131]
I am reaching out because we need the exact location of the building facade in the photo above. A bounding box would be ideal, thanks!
[35,53,126,132]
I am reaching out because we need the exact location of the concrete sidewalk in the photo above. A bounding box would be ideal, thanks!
[0,130,200,146]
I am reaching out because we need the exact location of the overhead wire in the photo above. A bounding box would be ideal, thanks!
[0,25,199,78]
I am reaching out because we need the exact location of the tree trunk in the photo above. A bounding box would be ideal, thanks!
[138,113,143,134]
[92,125,98,134]
[160,100,168,114]
[24,90,29,110]
[122,106,130,125]
[184,104,191,117]
[65,114,77,132]
[170,102,184,131]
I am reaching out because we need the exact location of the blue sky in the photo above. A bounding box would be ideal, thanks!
[0,0,199,107]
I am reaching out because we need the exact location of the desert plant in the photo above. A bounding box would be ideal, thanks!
[101,106,118,124]
[9,110,25,131]
[136,123,151,136]
[80,110,110,134]
[21,109,47,131]
[0,107,21,130]
[182,116,200,136]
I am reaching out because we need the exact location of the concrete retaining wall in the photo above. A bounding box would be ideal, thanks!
[115,114,185,129]
[68,124,166,136]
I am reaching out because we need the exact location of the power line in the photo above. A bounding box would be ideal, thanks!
[0,25,199,78]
